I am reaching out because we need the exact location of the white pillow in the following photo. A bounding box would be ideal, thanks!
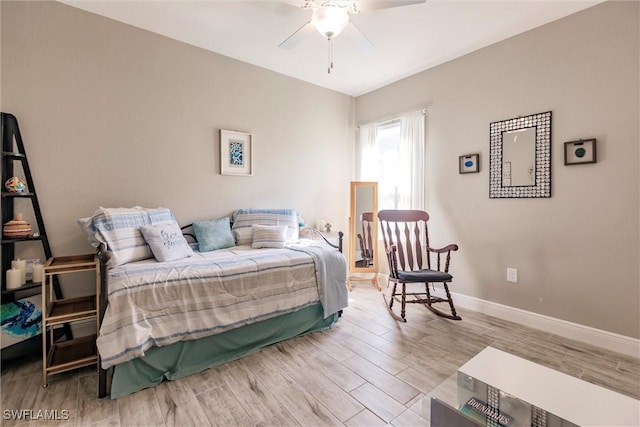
[251,225,287,249]
[140,221,194,262]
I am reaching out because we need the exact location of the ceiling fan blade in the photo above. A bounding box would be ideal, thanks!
[280,0,312,9]
[278,21,315,49]
[344,22,375,53]
[354,0,426,13]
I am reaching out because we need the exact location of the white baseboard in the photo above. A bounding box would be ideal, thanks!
[450,291,640,359]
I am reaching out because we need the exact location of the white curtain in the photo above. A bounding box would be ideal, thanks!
[358,122,378,181]
[399,111,425,210]
[357,110,425,210]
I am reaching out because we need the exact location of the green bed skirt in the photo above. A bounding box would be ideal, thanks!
[110,304,338,398]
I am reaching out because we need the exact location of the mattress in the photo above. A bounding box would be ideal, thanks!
[97,240,347,369]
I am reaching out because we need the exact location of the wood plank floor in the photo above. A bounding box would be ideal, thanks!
[2,284,639,426]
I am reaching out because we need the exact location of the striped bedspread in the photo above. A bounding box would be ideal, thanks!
[97,240,347,369]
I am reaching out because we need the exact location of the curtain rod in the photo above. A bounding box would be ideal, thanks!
[356,108,427,130]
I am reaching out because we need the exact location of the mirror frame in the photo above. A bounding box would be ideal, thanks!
[489,111,552,198]
[349,181,378,274]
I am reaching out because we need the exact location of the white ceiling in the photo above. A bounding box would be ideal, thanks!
[61,0,602,97]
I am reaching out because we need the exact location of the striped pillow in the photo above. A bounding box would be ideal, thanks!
[251,225,287,249]
[231,208,299,245]
[78,206,174,267]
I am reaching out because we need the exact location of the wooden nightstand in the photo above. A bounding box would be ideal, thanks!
[42,254,100,387]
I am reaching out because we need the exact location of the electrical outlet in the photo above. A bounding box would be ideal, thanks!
[507,268,518,283]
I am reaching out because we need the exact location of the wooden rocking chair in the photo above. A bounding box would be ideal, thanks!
[378,209,461,321]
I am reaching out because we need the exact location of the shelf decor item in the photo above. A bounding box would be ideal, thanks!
[1,296,43,349]
[459,153,480,174]
[5,268,22,289]
[564,138,597,165]
[32,262,44,284]
[11,258,26,285]
[4,176,27,193]
[3,213,31,239]
[220,129,253,176]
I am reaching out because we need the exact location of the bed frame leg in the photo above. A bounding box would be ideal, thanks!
[98,366,107,398]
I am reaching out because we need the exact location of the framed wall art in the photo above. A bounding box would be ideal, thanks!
[459,154,480,174]
[564,139,596,165]
[220,129,253,176]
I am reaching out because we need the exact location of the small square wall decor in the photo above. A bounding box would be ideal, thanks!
[459,154,480,174]
[564,139,596,165]
[220,129,253,176]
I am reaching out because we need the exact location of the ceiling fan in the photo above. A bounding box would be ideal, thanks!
[278,0,426,73]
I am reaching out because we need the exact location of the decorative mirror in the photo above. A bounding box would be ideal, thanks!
[349,181,379,289]
[489,111,552,198]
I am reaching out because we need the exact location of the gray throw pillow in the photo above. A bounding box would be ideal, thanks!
[192,217,236,252]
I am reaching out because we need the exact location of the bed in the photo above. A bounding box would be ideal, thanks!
[78,207,348,398]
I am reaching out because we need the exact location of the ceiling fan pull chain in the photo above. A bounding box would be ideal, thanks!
[328,38,334,74]
[327,38,331,74]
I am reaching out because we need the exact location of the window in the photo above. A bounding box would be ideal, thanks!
[377,121,408,210]
[358,110,425,211]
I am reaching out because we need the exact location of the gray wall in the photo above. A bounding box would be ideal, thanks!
[356,1,639,338]
[1,1,354,270]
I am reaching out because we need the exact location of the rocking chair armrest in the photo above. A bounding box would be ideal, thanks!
[428,244,459,254]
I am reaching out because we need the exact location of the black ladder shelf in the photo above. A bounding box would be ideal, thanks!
[1,112,71,361]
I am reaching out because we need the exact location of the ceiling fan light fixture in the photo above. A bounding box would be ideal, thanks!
[311,5,349,39]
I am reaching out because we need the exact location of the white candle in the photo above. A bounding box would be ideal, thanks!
[6,268,22,289]
[11,259,26,285]
[32,263,44,283]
